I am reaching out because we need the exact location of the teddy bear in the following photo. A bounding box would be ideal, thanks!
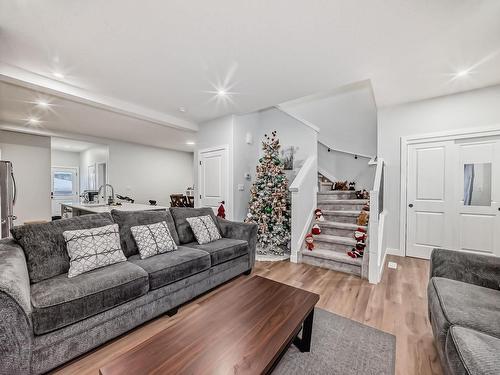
[357,211,369,226]
[305,233,314,250]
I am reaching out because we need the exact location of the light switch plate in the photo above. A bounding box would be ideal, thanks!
[388,261,398,269]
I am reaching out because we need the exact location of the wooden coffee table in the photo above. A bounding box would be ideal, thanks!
[99,275,319,375]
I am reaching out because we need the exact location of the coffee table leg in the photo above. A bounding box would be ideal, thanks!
[293,308,314,352]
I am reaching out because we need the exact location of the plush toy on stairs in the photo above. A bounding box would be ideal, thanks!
[357,211,369,226]
[333,181,349,191]
[354,227,367,241]
[305,233,315,251]
[311,223,321,235]
[315,208,325,222]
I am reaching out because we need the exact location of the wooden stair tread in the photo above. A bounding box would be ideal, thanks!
[317,191,357,195]
[303,248,362,266]
[317,199,369,204]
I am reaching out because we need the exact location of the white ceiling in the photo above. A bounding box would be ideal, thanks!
[1,0,500,137]
[50,137,103,152]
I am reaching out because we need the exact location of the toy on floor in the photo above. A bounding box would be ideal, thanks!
[357,211,369,226]
[305,233,315,250]
[315,208,325,222]
[354,229,367,242]
[333,181,349,191]
[311,223,321,235]
[348,181,356,191]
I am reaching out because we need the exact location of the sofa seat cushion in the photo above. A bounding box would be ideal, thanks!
[428,277,500,347]
[129,247,210,290]
[185,238,248,266]
[31,261,149,335]
[445,326,500,375]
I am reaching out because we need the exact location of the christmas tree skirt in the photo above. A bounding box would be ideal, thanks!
[256,250,291,262]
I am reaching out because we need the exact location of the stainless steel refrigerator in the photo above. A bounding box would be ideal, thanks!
[0,161,17,238]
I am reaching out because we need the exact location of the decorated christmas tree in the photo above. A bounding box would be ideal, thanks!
[245,131,291,254]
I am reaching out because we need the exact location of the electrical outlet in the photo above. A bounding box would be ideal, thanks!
[388,261,398,269]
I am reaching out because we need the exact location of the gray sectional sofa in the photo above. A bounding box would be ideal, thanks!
[428,249,500,375]
[0,207,257,375]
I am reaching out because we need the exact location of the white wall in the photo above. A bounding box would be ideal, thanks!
[51,150,80,168]
[108,140,194,207]
[0,130,51,223]
[279,81,377,157]
[318,143,375,190]
[378,84,500,255]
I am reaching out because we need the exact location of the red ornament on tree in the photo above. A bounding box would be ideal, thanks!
[217,201,226,219]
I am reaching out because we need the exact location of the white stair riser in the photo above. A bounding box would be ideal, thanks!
[319,226,357,237]
[318,192,357,199]
[302,254,361,276]
[322,214,358,224]
[318,203,367,211]
[313,241,354,252]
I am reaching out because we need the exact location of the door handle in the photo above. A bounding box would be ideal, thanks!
[408,204,414,208]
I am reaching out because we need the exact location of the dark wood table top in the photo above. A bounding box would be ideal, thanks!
[100,275,319,375]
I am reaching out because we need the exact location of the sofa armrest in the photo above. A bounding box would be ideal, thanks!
[0,238,33,374]
[430,248,500,290]
[217,218,258,269]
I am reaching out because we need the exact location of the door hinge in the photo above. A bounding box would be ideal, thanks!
[199,161,202,165]
[199,195,202,199]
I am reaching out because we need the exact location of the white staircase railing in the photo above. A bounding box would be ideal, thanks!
[289,155,317,263]
[368,158,386,283]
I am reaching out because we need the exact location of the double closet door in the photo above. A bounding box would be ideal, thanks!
[406,137,500,259]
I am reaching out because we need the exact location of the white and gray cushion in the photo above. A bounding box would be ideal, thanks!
[186,215,222,244]
[131,221,178,259]
[63,224,126,278]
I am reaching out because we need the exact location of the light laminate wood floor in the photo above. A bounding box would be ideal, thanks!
[51,255,442,375]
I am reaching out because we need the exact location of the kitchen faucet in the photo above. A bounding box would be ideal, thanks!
[98,184,115,205]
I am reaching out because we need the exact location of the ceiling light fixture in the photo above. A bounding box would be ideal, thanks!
[28,117,40,125]
[179,106,187,113]
[36,99,50,108]
[186,141,195,145]
[217,89,227,97]
[53,71,65,79]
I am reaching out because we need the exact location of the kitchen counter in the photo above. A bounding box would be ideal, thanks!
[61,202,168,217]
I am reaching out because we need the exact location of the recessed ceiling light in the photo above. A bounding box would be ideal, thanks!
[28,117,40,125]
[36,99,50,108]
[454,68,472,79]
[186,141,195,145]
[217,89,227,97]
[53,71,65,79]
[179,106,187,113]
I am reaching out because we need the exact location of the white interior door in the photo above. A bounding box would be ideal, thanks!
[198,147,228,216]
[406,137,500,259]
[406,141,455,258]
[454,139,500,255]
[51,167,79,217]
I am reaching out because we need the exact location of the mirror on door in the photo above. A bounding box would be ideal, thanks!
[463,163,492,206]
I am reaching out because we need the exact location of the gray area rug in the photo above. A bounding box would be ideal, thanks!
[274,308,396,375]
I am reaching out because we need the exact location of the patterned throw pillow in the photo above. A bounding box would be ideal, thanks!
[131,221,178,259]
[63,224,126,278]
[186,215,222,245]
